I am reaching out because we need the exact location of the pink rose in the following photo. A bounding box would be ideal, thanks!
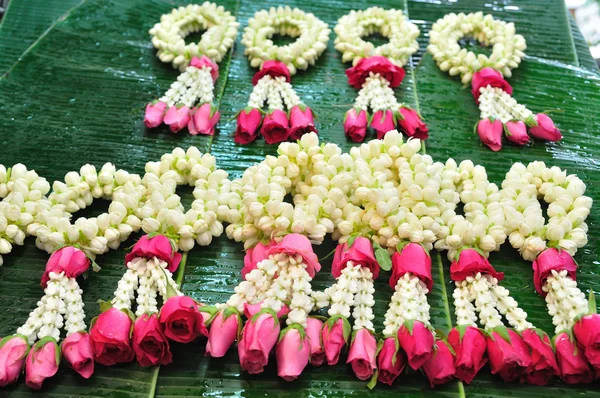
[268,234,321,277]
[322,316,349,365]
[574,314,600,371]
[477,118,503,152]
[276,326,310,381]
[397,320,434,370]
[505,120,530,146]
[163,105,191,133]
[206,308,240,358]
[370,109,395,139]
[190,55,219,82]
[260,109,289,144]
[471,67,513,102]
[41,246,90,287]
[25,338,59,390]
[125,235,182,273]
[555,332,594,384]
[159,296,207,343]
[377,337,407,386]
[188,103,220,136]
[61,332,94,379]
[238,310,281,374]
[529,114,562,141]
[532,248,577,296]
[235,108,263,145]
[347,329,377,380]
[521,329,558,385]
[0,335,29,387]
[306,317,325,366]
[397,107,429,140]
[252,61,291,85]
[90,307,134,366]
[243,302,289,319]
[289,105,317,140]
[486,328,532,382]
[346,56,405,89]
[448,326,487,384]
[332,237,379,279]
[390,243,432,291]
[133,313,172,367]
[242,241,275,279]
[422,340,456,387]
[450,249,504,282]
[144,101,167,128]
[344,108,368,142]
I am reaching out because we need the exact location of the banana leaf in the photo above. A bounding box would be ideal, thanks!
[0,0,599,397]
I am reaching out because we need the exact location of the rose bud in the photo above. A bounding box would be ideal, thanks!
[42,246,90,287]
[347,329,377,380]
[61,332,94,378]
[450,248,504,282]
[0,335,29,387]
[397,320,434,370]
[188,103,220,136]
[289,105,317,141]
[252,60,291,85]
[448,326,487,384]
[159,296,207,343]
[206,308,241,358]
[144,101,167,128]
[346,56,405,89]
[344,108,369,142]
[529,114,562,141]
[377,337,407,385]
[238,309,281,374]
[190,55,219,82]
[390,243,432,291]
[332,236,380,280]
[276,325,310,381]
[242,241,275,279]
[574,314,600,370]
[163,105,191,133]
[25,338,60,390]
[133,314,172,367]
[235,108,263,145]
[505,120,530,146]
[532,248,577,296]
[260,109,289,144]
[521,329,558,385]
[306,317,325,366]
[555,332,594,384]
[322,316,350,366]
[126,234,182,273]
[422,340,456,387]
[486,328,532,382]
[477,118,503,152]
[471,67,513,102]
[370,109,395,140]
[90,307,134,366]
[397,107,429,140]
[267,234,320,278]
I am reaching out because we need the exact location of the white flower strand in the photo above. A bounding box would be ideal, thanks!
[159,68,196,106]
[286,255,314,328]
[489,278,533,331]
[63,277,86,336]
[167,66,215,108]
[225,256,278,311]
[150,260,183,299]
[266,77,285,111]
[382,273,430,337]
[248,75,271,108]
[469,273,503,330]
[136,271,159,317]
[352,267,375,331]
[357,74,399,112]
[478,86,533,123]
[328,263,360,319]
[278,79,302,110]
[453,281,478,327]
[543,270,588,334]
[111,267,139,311]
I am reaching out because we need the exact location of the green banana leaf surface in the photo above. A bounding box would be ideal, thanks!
[0,0,599,397]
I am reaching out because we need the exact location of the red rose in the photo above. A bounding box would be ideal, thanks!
[370,109,395,139]
[390,243,432,291]
[448,326,487,384]
[422,340,456,387]
[42,246,90,287]
[90,307,134,366]
[260,109,289,145]
[555,332,594,384]
[397,107,429,140]
[347,329,377,381]
[332,237,379,279]
[235,108,263,145]
[305,317,325,366]
[346,56,405,89]
[322,317,349,366]
[574,314,600,371]
[289,105,317,140]
[268,234,321,278]
[133,313,172,367]
[486,328,532,382]
[397,320,434,370]
[529,114,562,142]
[190,55,219,82]
[238,310,281,374]
[159,296,207,343]
[450,249,504,282]
[521,329,558,385]
[61,332,94,379]
[125,234,182,273]
[344,108,368,142]
[505,120,530,146]
[532,248,577,296]
[377,337,407,386]
[477,118,503,152]
[471,67,512,102]
[252,60,291,85]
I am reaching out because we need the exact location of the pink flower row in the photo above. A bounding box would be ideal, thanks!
[234,105,316,145]
[344,106,429,143]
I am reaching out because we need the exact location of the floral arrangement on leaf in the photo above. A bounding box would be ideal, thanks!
[144,3,239,135]
[234,7,330,145]
[427,12,562,151]
[0,131,595,389]
[334,7,428,142]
